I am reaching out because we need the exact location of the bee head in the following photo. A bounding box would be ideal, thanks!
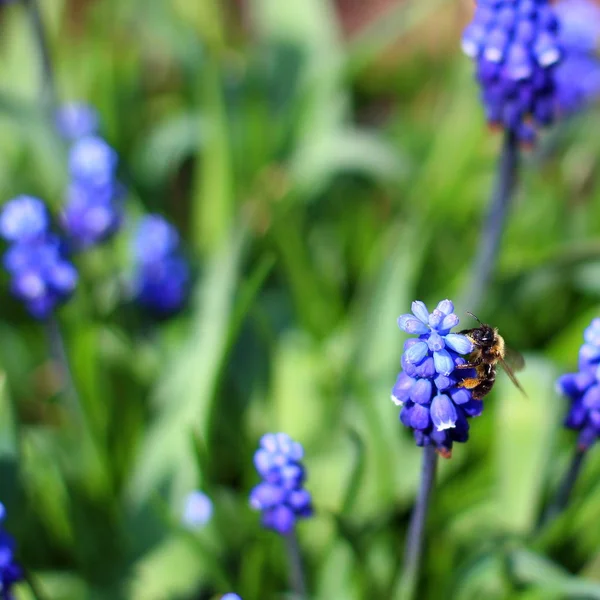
[470,325,495,346]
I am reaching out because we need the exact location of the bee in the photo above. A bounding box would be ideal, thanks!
[456,312,526,400]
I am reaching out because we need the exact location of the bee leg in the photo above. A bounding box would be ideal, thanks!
[456,362,478,369]
[458,377,481,389]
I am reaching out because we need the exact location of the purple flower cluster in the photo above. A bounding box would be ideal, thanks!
[0,503,23,599]
[554,0,600,114]
[57,104,123,250]
[0,196,77,319]
[249,433,313,535]
[462,0,562,144]
[557,318,600,450]
[131,215,190,317]
[391,300,484,458]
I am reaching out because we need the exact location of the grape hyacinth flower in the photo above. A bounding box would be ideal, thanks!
[55,103,99,141]
[0,196,77,319]
[249,433,313,535]
[0,503,23,598]
[554,0,600,115]
[557,318,600,450]
[392,300,483,458]
[221,595,242,600]
[462,0,562,144]
[539,317,600,525]
[131,215,190,317]
[182,491,213,529]
[61,131,123,250]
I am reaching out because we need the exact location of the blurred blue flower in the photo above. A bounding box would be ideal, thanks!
[182,491,213,529]
[0,197,78,319]
[250,433,313,535]
[557,318,600,450]
[0,502,23,598]
[62,128,123,249]
[392,300,483,458]
[55,103,99,140]
[68,136,118,188]
[221,595,242,600]
[554,0,600,114]
[131,215,190,317]
[0,196,48,242]
[61,182,122,249]
[462,0,562,143]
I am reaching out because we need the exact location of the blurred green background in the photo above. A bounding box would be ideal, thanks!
[2,0,600,598]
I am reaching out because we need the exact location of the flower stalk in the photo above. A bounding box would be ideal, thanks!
[285,529,307,598]
[540,447,586,528]
[22,0,57,114]
[461,129,519,312]
[399,445,438,600]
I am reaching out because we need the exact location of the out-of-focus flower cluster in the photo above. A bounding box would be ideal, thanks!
[391,300,484,458]
[131,215,190,317]
[57,103,123,250]
[0,196,77,319]
[557,318,600,450]
[249,433,313,535]
[554,0,600,115]
[0,503,23,598]
[462,0,562,144]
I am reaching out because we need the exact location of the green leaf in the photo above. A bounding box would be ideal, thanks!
[290,128,406,201]
[494,356,560,533]
[127,232,246,508]
[509,548,600,599]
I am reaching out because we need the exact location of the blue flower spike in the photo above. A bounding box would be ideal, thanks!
[250,433,313,535]
[392,299,483,458]
[0,502,23,597]
[557,318,600,450]
[131,215,190,318]
[462,0,562,144]
[0,196,78,319]
[554,0,600,115]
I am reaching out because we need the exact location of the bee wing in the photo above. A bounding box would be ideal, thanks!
[504,347,525,372]
[498,354,528,398]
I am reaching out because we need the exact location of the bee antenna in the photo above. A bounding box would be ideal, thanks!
[466,311,484,326]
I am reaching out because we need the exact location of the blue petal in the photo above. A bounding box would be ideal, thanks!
[438,313,459,334]
[461,398,484,417]
[430,394,457,431]
[410,404,431,430]
[400,404,414,427]
[405,341,429,364]
[262,505,295,534]
[392,372,415,404]
[584,318,600,345]
[436,299,454,315]
[249,483,285,510]
[398,315,429,335]
[428,309,444,329]
[427,331,445,352]
[410,379,433,405]
[411,301,430,324]
[444,334,473,354]
[433,349,454,375]
[583,385,600,409]
[401,353,417,377]
[450,388,472,405]
[434,374,453,391]
[414,357,436,378]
